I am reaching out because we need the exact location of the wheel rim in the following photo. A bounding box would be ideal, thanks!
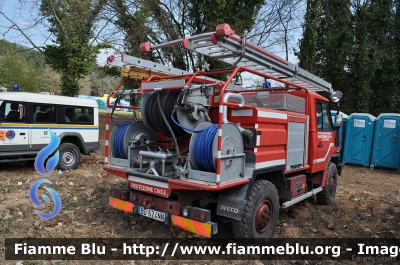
[61,150,76,167]
[255,198,273,234]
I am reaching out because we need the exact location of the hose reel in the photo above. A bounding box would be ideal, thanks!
[110,121,156,159]
[189,122,244,175]
[141,90,183,137]
[141,90,210,136]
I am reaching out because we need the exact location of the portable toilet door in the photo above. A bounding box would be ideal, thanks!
[343,113,376,166]
[370,113,400,169]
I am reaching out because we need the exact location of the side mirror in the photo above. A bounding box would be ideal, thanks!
[330,90,343,103]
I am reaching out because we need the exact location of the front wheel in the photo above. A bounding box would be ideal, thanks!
[316,162,338,205]
[232,180,279,239]
[57,143,81,170]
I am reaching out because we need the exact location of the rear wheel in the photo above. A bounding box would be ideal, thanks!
[57,143,80,170]
[232,180,279,238]
[317,162,338,205]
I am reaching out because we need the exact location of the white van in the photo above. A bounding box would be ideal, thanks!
[0,92,99,170]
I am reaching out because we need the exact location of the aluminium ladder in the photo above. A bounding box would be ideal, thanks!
[138,24,332,93]
[106,53,190,77]
[106,52,243,89]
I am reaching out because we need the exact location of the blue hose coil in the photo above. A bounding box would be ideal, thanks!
[112,122,132,159]
[170,116,206,133]
[194,124,219,172]
[171,115,218,172]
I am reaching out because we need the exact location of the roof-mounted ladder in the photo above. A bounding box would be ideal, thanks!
[106,52,243,89]
[139,24,332,93]
[106,53,190,77]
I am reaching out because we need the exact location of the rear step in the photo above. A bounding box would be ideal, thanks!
[281,187,322,209]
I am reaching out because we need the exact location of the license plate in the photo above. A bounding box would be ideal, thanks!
[138,206,167,222]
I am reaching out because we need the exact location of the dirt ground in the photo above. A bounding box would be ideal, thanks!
[1,111,400,265]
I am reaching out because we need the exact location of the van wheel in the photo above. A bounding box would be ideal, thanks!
[57,143,80,170]
[316,162,338,205]
[232,180,279,239]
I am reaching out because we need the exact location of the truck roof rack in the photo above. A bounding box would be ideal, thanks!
[138,24,332,93]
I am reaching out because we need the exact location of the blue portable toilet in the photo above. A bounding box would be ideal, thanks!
[331,111,348,161]
[343,113,376,166]
[370,113,400,169]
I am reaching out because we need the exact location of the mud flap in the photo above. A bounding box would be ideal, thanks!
[216,183,249,221]
[337,163,343,176]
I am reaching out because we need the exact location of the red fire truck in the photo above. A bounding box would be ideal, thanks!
[104,24,344,238]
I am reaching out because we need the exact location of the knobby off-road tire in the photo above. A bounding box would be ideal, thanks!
[232,179,279,239]
[57,143,81,170]
[316,162,338,205]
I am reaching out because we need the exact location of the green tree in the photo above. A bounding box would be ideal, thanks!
[390,0,400,112]
[112,0,264,74]
[297,0,353,108]
[319,0,353,103]
[346,0,398,115]
[0,40,59,93]
[366,0,398,114]
[296,0,324,75]
[40,0,109,96]
[349,2,374,113]
[186,0,264,77]
[187,0,264,35]
[297,0,400,116]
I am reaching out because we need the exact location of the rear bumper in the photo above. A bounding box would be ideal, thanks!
[109,193,218,238]
[109,196,134,214]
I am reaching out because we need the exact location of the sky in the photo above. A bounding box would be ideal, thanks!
[0,1,49,47]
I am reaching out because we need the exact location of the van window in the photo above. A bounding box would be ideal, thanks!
[65,107,93,123]
[0,102,26,122]
[34,105,57,123]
